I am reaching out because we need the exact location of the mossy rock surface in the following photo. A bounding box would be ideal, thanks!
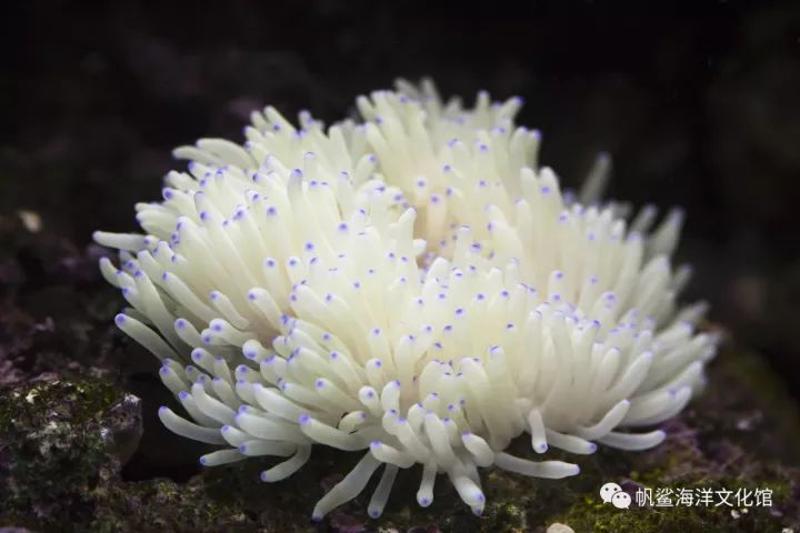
[1,337,798,532]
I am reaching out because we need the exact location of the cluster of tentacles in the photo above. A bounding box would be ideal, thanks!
[95,79,717,519]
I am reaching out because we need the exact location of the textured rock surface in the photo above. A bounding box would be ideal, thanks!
[0,212,798,531]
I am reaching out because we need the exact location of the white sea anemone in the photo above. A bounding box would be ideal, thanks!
[94,79,718,520]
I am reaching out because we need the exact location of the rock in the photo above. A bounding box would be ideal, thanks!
[100,393,143,466]
[0,378,126,526]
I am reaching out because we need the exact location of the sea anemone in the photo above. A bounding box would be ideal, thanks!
[94,79,718,520]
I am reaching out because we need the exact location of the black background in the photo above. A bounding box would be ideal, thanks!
[3,0,800,400]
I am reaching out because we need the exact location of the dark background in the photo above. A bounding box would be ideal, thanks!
[2,0,799,403]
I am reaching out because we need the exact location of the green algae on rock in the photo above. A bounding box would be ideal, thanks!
[0,379,139,529]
